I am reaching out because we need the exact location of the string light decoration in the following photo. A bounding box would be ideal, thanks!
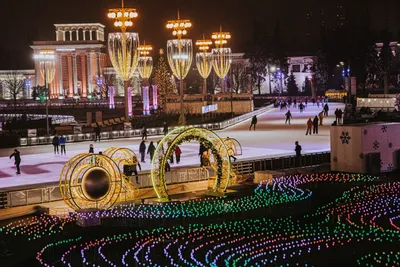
[25,173,400,267]
[59,153,122,210]
[150,127,232,201]
[137,43,153,115]
[195,37,213,100]
[211,26,232,92]
[107,0,140,120]
[166,11,193,125]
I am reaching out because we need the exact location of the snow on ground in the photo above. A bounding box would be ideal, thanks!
[0,102,344,190]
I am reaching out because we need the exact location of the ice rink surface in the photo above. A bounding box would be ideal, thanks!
[0,102,344,189]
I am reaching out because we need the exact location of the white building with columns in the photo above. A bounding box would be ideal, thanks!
[30,23,108,99]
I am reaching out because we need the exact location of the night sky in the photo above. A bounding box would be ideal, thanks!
[0,0,399,69]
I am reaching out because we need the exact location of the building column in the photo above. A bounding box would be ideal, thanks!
[81,54,87,98]
[72,53,78,98]
[67,55,73,98]
[96,52,101,78]
[89,31,93,40]
[58,54,64,99]
[56,31,59,41]
[76,30,79,41]
[62,31,65,41]
[83,30,86,41]
[69,31,72,41]
[87,52,93,96]
[34,59,40,86]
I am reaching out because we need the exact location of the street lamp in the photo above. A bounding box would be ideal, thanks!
[137,43,153,115]
[195,37,213,101]
[211,26,232,93]
[166,11,193,125]
[34,50,56,136]
[107,0,140,120]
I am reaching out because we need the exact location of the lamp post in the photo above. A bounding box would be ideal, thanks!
[166,11,193,125]
[195,37,213,102]
[107,0,140,120]
[211,26,232,93]
[34,50,56,136]
[137,43,153,115]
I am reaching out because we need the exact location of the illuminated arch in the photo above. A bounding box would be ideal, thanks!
[59,153,122,210]
[103,147,139,200]
[150,127,232,201]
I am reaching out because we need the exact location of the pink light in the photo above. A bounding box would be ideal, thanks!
[128,87,133,117]
[109,86,115,109]
[152,85,158,110]
[143,86,150,115]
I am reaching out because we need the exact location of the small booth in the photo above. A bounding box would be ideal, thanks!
[325,90,347,101]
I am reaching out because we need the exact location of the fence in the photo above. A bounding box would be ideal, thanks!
[19,105,274,146]
[2,167,210,208]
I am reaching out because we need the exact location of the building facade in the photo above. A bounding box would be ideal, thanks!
[30,23,108,99]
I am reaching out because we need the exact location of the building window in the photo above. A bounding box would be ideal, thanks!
[292,65,301,73]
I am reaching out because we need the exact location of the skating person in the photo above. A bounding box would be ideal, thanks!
[9,149,21,175]
[312,98,316,106]
[147,141,156,161]
[313,116,319,134]
[94,125,101,142]
[294,141,302,166]
[142,124,148,141]
[226,137,237,162]
[59,135,66,155]
[299,103,304,113]
[131,155,141,184]
[199,142,208,166]
[293,98,297,108]
[52,134,59,154]
[306,118,313,135]
[167,141,174,164]
[305,97,308,107]
[318,111,324,126]
[175,145,182,164]
[338,109,343,124]
[163,122,168,136]
[89,144,94,153]
[334,108,339,122]
[285,110,292,124]
[323,104,329,116]
[316,99,320,108]
[139,140,146,163]
[249,115,257,131]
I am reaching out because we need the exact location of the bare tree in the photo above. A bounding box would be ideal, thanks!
[1,72,25,109]
[230,63,250,94]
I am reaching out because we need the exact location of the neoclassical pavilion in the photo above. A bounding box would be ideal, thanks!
[30,23,108,99]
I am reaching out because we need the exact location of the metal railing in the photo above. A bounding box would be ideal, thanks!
[19,105,274,146]
[2,167,210,208]
[232,151,331,175]
[0,113,76,124]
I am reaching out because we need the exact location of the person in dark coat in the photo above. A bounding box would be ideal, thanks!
[323,104,329,116]
[313,116,319,134]
[52,134,59,154]
[94,126,101,142]
[199,142,208,166]
[147,141,156,161]
[306,118,313,135]
[285,110,292,124]
[89,144,94,153]
[139,140,146,163]
[142,124,147,141]
[249,115,257,131]
[338,109,343,124]
[163,122,168,136]
[130,156,141,184]
[9,149,21,174]
[294,141,302,167]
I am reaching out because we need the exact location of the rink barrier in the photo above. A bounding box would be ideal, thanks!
[1,167,210,209]
[18,105,274,146]
[0,152,329,209]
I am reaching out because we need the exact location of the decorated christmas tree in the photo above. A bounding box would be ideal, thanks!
[154,49,175,109]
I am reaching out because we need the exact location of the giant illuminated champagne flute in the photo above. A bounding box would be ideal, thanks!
[196,37,213,101]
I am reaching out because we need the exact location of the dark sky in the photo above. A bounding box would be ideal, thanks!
[0,0,399,69]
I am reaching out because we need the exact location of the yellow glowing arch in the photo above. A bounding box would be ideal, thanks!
[150,127,232,201]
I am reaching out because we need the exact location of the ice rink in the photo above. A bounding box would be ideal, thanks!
[0,102,343,190]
